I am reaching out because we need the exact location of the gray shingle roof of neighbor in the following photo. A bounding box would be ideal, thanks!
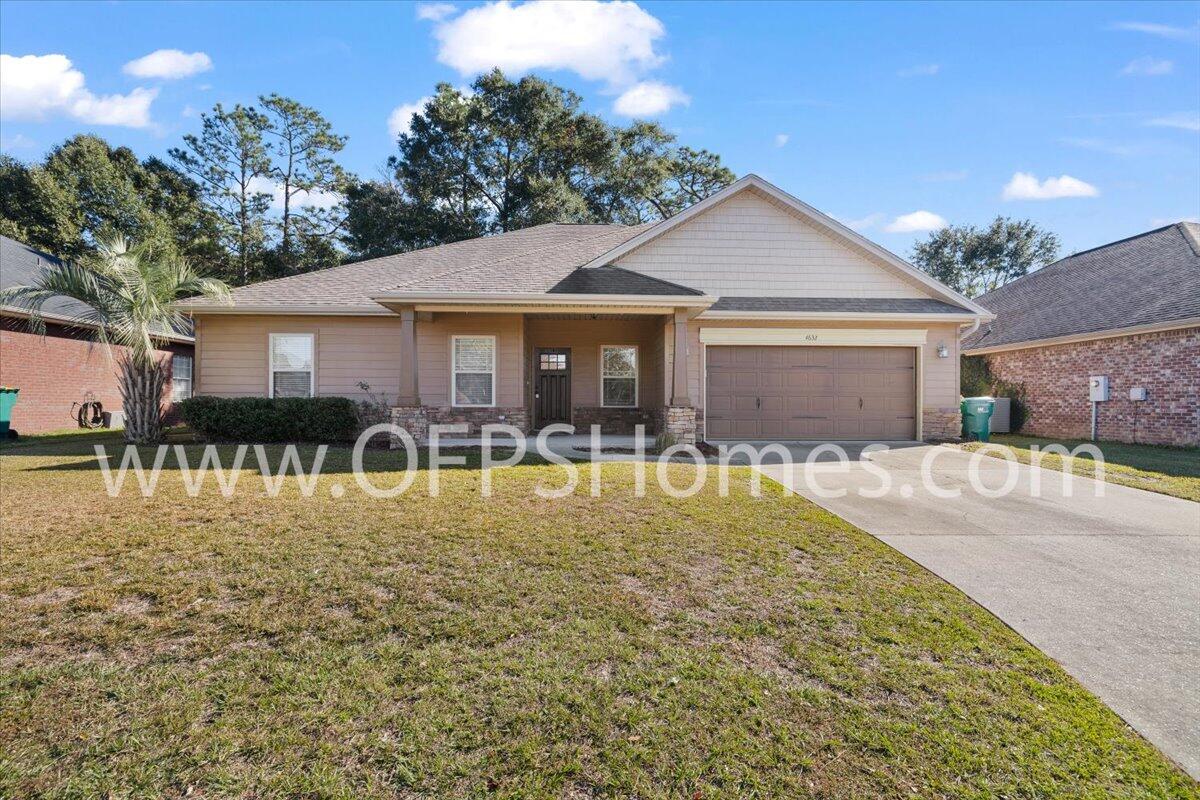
[709,297,971,313]
[0,235,193,339]
[963,222,1200,351]
[181,223,657,307]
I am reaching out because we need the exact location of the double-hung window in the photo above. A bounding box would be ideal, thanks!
[601,345,638,407]
[269,333,315,398]
[171,354,193,402]
[452,335,495,407]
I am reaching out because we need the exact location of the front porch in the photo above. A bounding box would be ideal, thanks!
[386,306,700,445]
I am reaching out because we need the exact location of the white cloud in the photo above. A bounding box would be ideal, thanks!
[773,133,789,147]
[612,81,688,116]
[247,176,344,211]
[123,49,212,80]
[416,2,459,21]
[0,54,157,128]
[1002,172,1099,201]
[1109,21,1200,42]
[1150,215,1200,227]
[919,169,968,182]
[1,132,36,150]
[840,212,884,231]
[431,1,667,88]
[898,63,940,77]
[388,96,433,138]
[1119,56,1173,76]
[1145,112,1200,132]
[1060,137,1144,157]
[884,211,947,233]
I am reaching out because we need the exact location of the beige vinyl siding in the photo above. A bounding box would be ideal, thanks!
[195,314,404,399]
[614,187,931,299]
[417,313,524,407]
[674,319,962,414]
[525,317,664,409]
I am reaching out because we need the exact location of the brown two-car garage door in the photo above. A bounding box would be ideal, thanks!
[705,345,917,440]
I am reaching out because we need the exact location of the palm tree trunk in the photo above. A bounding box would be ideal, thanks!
[118,356,168,444]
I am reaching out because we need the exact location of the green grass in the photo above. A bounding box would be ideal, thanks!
[963,434,1200,502]
[1,440,1196,798]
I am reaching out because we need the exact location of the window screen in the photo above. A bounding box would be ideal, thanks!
[171,354,193,402]
[601,345,637,407]
[453,336,495,406]
[270,334,314,398]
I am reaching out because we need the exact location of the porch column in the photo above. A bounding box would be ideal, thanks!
[670,307,691,406]
[397,305,420,406]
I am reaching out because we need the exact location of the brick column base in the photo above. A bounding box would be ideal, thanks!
[921,407,962,442]
[390,406,428,447]
[661,406,697,446]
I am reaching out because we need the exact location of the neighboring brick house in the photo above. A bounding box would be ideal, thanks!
[0,236,194,435]
[964,223,1200,446]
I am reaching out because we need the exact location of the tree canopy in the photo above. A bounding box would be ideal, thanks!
[909,217,1060,298]
[341,70,735,259]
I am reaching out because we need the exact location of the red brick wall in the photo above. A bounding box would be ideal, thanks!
[0,317,193,435]
[982,327,1199,446]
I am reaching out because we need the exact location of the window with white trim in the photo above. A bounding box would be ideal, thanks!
[601,345,637,407]
[171,354,193,402]
[452,335,495,407]
[269,333,314,398]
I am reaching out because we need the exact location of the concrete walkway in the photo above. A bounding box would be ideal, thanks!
[755,444,1200,778]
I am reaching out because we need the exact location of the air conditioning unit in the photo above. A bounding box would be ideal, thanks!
[103,410,125,429]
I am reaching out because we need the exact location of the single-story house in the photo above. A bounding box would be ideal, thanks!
[964,222,1199,446]
[180,175,993,444]
[0,235,195,435]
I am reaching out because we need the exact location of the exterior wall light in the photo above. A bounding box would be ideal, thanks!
[936,343,949,358]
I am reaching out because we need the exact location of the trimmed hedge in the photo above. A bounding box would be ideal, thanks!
[178,396,362,443]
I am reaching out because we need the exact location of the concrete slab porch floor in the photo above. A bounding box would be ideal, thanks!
[757,445,1200,779]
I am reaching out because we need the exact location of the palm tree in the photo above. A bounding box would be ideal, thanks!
[0,237,230,444]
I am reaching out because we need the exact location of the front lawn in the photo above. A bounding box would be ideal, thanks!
[1,441,1195,798]
[963,434,1200,502]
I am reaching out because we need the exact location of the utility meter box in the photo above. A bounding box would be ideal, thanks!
[1129,387,1148,401]
[1089,375,1110,402]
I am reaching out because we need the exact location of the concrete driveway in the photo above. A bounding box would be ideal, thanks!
[751,443,1200,778]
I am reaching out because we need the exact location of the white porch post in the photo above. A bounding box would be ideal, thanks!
[670,307,691,406]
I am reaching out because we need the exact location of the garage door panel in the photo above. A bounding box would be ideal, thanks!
[706,345,916,441]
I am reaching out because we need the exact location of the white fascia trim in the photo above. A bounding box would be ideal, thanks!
[184,304,394,316]
[580,174,992,317]
[699,327,928,346]
[2,306,195,344]
[698,310,982,322]
[371,292,716,307]
[964,317,1200,355]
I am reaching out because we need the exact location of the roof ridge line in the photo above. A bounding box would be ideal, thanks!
[383,224,642,292]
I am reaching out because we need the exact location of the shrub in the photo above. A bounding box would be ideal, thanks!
[178,396,361,443]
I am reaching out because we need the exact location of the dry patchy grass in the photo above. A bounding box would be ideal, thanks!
[0,438,1195,799]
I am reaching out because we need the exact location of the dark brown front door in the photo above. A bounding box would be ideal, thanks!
[535,348,571,427]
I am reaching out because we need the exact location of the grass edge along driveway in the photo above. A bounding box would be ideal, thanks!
[961,434,1200,502]
[1,441,1197,799]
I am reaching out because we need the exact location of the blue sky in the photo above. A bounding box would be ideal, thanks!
[1,0,1197,256]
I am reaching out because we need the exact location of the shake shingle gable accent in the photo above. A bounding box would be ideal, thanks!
[964,222,1200,353]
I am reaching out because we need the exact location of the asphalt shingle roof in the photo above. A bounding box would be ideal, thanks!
[964,222,1200,351]
[0,235,192,339]
[184,223,656,307]
[709,297,969,313]
[548,266,704,296]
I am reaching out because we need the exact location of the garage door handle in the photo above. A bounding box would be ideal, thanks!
[859,397,863,409]
[756,397,761,409]
[793,415,827,420]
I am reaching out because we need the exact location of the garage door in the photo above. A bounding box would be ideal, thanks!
[705,345,916,440]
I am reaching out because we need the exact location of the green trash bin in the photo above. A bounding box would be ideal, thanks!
[961,396,995,442]
[0,387,19,440]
